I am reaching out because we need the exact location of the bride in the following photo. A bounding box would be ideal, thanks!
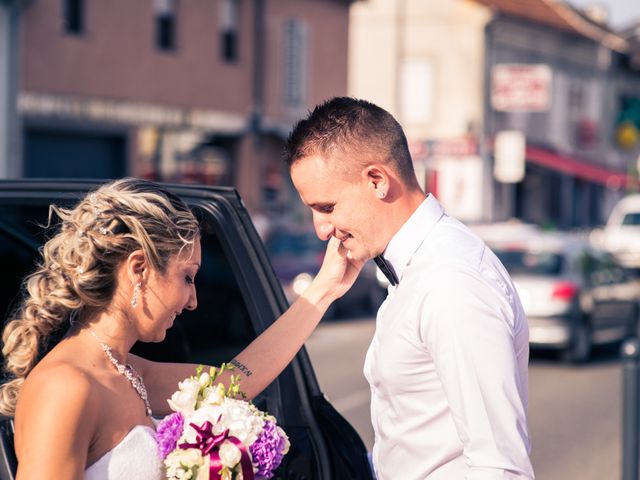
[0,178,362,478]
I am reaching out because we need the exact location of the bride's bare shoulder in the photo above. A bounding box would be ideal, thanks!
[15,352,101,434]
[19,359,99,415]
[13,356,101,471]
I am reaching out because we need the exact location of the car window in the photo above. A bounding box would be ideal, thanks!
[0,205,54,326]
[494,248,564,275]
[622,212,640,226]
[589,251,627,286]
[0,203,255,370]
[0,191,371,480]
[0,230,39,333]
[132,208,254,366]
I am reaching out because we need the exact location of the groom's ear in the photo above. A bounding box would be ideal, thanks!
[364,165,390,197]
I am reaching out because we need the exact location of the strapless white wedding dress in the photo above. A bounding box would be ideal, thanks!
[84,425,163,479]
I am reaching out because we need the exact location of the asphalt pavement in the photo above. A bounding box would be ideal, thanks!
[305,317,624,480]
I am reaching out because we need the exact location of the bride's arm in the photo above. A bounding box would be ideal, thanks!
[135,237,363,415]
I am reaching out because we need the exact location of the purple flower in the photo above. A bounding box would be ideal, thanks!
[156,412,185,459]
[250,421,288,479]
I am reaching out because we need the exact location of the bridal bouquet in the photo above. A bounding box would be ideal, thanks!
[155,364,290,480]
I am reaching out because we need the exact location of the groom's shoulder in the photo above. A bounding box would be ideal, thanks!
[418,216,486,268]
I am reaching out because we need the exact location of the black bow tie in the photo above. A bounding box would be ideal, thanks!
[374,255,399,286]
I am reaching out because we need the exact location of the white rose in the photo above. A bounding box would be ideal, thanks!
[182,405,224,444]
[168,378,201,414]
[178,448,203,466]
[218,440,242,468]
[164,448,204,479]
[220,398,264,445]
[181,378,202,398]
[168,390,196,415]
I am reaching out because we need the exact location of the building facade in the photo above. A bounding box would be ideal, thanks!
[8,0,352,213]
[479,0,640,228]
[349,0,491,223]
[349,0,640,228]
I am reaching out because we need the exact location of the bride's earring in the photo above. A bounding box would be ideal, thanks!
[131,282,141,308]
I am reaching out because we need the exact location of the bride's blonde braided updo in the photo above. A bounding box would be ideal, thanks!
[0,178,200,416]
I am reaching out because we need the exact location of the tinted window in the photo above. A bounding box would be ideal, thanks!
[0,204,54,324]
[582,251,627,286]
[622,212,640,226]
[0,203,255,369]
[494,249,564,275]
[133,209,254,365]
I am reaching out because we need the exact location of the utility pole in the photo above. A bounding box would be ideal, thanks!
[250,0,265,143]
[0,0,22,178]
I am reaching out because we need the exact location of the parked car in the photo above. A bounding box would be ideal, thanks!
[265,229,387,318]
[486,232,640,363]
[0,180,374,479]
[595,194,640,271]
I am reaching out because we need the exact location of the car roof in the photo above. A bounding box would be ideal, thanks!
[470,221,542,244]
[473,225,590,255]
[608,194,640,225]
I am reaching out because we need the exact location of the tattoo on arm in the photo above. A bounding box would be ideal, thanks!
[230,359,253,377]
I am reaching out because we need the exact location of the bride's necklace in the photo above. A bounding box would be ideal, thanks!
[89,330,153,416]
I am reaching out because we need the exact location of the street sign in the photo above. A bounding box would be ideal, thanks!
[491,64,552,112]
[494,130,525,183]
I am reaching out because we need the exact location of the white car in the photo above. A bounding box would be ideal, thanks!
[487,233,640,362]
[597,194,640,269]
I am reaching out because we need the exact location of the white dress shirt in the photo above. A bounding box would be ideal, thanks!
[364,195,534,479]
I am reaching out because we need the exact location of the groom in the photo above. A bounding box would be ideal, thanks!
[284,97,534,479]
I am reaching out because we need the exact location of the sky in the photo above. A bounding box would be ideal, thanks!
[567,0,640,29]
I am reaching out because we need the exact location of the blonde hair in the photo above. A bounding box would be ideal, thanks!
[0,178,200,415]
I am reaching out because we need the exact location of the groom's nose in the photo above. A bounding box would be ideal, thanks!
[312,212,335,241]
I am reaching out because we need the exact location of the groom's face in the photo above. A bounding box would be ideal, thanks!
[290,153,383,261]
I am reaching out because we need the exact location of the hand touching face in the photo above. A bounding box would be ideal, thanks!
[290,154,387,262]
[313,237,365,301]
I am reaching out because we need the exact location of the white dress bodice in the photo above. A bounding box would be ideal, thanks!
[84,425,163,479]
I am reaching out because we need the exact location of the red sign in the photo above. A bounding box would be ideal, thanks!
[491,64,552,112]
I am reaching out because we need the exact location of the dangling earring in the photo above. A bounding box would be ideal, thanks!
[131,282,141,308]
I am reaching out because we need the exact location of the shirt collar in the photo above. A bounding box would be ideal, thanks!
[383,194,444,283]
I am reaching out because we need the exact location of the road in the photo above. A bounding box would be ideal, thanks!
[305,318,623,480]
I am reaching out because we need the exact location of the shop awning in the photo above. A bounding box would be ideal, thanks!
[526,145,635,188]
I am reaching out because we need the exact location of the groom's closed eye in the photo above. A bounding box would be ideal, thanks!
[312,204,334,214]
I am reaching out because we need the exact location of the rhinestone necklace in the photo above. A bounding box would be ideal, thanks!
[89,330,152,416]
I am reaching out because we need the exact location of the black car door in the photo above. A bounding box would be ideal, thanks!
[0,180,373,480]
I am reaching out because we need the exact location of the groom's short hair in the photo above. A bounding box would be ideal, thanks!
[284,97,419,188]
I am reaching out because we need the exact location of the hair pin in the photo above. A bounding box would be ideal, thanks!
[89,193,103,216]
